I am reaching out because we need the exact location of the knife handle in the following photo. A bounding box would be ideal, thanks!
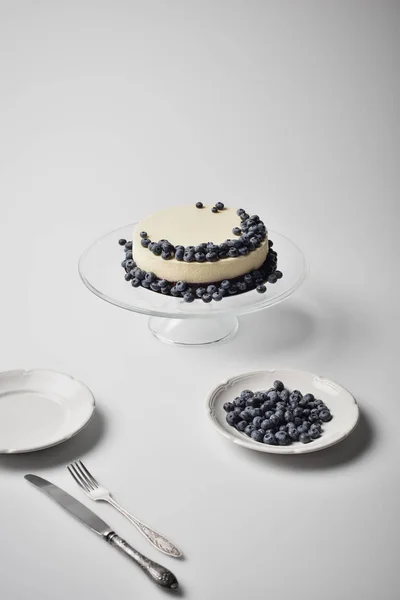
[106,533,179,590]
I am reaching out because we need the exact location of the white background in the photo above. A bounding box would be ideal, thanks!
[0,1,399,599]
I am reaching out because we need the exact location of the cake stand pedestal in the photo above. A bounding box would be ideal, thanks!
[79,224,306,347]
[148,315,239,346]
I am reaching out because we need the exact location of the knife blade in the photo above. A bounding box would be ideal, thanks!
[24,474,179,590]
[25,474,112,536]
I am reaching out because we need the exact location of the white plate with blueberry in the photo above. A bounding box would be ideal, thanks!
[207,369,359,454]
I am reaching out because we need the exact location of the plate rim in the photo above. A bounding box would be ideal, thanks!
[206,368,360,455]
[0,368,96,454]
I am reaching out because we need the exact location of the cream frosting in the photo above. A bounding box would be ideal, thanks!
[133,205,268,284]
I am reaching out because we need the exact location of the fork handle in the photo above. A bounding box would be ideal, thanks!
[106,533,179,589]
[109,498,183,558]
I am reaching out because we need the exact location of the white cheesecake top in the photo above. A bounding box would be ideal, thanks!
[133,204,268,284]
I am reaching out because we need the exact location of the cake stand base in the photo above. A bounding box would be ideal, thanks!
[148,315,239,346]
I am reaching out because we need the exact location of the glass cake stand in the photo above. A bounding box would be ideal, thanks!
[79,224,307,346]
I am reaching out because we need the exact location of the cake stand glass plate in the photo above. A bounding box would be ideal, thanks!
[0,370,95,454]
[207,369,360,455]
[79,224,307,346]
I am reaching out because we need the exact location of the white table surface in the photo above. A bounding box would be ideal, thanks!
[1,2,399,598]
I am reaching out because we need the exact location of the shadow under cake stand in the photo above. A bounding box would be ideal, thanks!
[79,224,307,346]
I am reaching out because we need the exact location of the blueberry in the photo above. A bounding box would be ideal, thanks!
[319,409,332,422]
[125,251,133,260]
[268,240,274,247]
[220,280,231,290]
[160,285,171,294]
[183,252,195,262]
[263,432,276,445]
[211,207,218,213]
[152,243,162,256]
[275,270,283,279]
[226,412,238,426]
[233,407,242,416]
[261,419,271,430]
[161,251,172,260]
[309,413,320,423]
[150,282,161,292]
[264,410,274,419]
[241,389,254,399]
[236,281,247,292]
[212,292,223,301]
[253,416,263,428]
[236,420,248,432]
[268,391,279,403]
[268,273,278,284]
[239,247,249,256]
[196,202,203,208]
[216,202,224,210]
[309,423,322,434]
[118,238,127,246]
[253,408,262,418]
[196,287,207,298]
[250,430,264,443]
[239,410,250,422]
[207,285,218,295]
[175,249,184,261]
[176,281,187,292]
[228,285,238,295]
[234,397,247,409]
[202,293,212,303]
[302,421,311,430]
[125,260,134,270]
[244,425,254,436]
[237,208,245,215]
[195,252,206,262]
[297,424,308,434]
[289,428,300,441]
[284,411,293,422]
[232,227,241,236]
[131,278,140,287]
[269,414,279,427]
[309,428,321,439]
[244,273,253,284]
[275,409,284,420]
[275,431,290,445]
[139,231,148,239]
[299,398,309,408]
[141,238,151,248]
[141,280,150,288]
[125,272,133,281]
[168,286,178,296]
[256,284,267,294]
[293,417,302,427]
[303,393,315,402]
[125,241,133,250]
[299,433,311,444]
[279,424,288,432]
[302,409,311,417]
[271,381,283,395]
[228,248,239,258]
[276,402,286,411]
[145,272,156,283]
[280,389,290,401]
[206,252,218,262]
[183,292,195,303]
[293,407,303,418]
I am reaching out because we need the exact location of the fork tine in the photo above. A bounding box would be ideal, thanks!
[72,461,96,491]
[77,460,100,488]
[67,464,91,493]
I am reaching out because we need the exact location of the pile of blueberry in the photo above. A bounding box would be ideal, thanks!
[119,237,282,302]
[224,380,333,445]
[138,207,267,263]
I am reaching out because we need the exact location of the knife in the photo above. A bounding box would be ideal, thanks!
[24,474,179,590]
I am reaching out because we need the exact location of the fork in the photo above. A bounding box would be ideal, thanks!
[67,460,182,558]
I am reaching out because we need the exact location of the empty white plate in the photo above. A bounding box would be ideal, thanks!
[0,370,95,454]
[206,369,360,455]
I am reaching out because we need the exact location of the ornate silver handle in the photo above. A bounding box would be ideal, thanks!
[109,498,182,558]
[106,533,179,590]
